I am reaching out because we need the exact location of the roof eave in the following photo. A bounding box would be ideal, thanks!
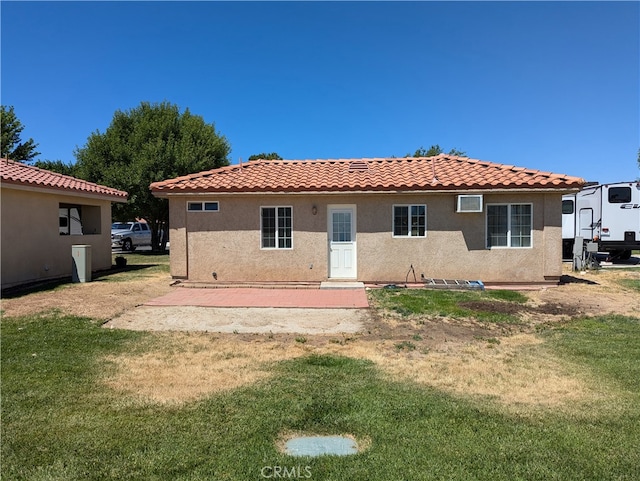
[2,180,128,202]
[151,184,584,197]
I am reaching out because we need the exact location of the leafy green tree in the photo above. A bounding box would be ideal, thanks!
[406,145,466,157]
[33,159,78,177]
[248,152,283,160]
[1,105,40,161]
[447,147,467,157]
[74,101,231,251]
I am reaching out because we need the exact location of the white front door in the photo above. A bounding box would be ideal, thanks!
[328,206,357,279]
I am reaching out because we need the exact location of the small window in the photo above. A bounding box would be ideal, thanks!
[187,201,219,212]
[487,204,532,248]
[562,199,574,214]
[393,205,426,237]
[261,206,292,249]
[608,187,631,203]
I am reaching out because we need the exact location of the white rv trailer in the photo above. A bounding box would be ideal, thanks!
[562,181,640,260]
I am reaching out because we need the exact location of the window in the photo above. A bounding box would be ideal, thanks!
[332,211,352,242]
[608,187,631,204]
[562,199,574,214]
[187,201,219,212]
[393,205,426,237]
[487,204,532,248]
[261,206,292,249]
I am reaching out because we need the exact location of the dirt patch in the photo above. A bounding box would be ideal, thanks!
[528,267,640,318]
[458,300,581,317]
[105,306,366,334]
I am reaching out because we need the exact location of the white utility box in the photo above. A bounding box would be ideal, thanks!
[72,244,92,283]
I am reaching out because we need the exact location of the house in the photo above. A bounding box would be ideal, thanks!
[150,155,585,286]
[1,158,127,289]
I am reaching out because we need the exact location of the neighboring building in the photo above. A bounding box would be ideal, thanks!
[1,158,127,289]
[150,155,585,286]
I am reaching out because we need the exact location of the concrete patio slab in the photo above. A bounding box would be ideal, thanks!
[104,286,370,334]
[105,306,366,334]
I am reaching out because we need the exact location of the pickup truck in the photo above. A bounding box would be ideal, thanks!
[111,221,152,251]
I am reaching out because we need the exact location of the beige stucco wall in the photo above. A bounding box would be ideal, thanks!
[167,191,564,284]
[1,187,115,289]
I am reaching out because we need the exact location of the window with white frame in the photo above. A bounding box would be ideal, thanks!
[486,204,532,248]
[187,201,219,212]
[261,206,292,249]
[393,205,427,237]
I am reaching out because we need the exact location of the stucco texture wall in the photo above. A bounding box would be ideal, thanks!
[167,192,563,284]
[1,187,114,289]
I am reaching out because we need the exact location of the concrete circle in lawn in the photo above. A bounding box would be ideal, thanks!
[282,434,362,457]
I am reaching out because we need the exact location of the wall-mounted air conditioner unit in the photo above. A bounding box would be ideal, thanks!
[457,195,483,213]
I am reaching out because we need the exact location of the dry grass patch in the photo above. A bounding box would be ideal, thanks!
[104,331,605,412]
[2,271,172,320]
[103,333,312,404]
[360,334,603,412]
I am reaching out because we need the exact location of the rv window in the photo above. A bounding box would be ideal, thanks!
[562,200,574,214]
[59,204,101,235]
[609,187,631,203]
[59,205,83,235]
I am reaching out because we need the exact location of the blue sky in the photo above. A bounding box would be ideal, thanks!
[2,1,638,184]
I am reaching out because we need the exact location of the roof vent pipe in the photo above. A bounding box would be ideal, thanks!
[431,158,439,184]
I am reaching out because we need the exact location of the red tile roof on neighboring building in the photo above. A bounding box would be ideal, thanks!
[150,155,585,195]
[0,158,128,200]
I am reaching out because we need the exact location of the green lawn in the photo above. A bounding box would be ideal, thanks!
[2,310,639,480]
[370,287,528,323]
[102,252,170,282]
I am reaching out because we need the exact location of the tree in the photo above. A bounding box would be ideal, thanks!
[74,101,231,251]
[248,152,283,161]
[406,145,466,157]
[33,159,78,177]
[1,105,40,161]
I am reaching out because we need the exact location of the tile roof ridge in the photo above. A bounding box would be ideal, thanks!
[152,162,241,186]
[430,155,584,182]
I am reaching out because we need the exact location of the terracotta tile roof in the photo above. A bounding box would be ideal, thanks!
[150,155,585,194]
[0,158,128,200]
